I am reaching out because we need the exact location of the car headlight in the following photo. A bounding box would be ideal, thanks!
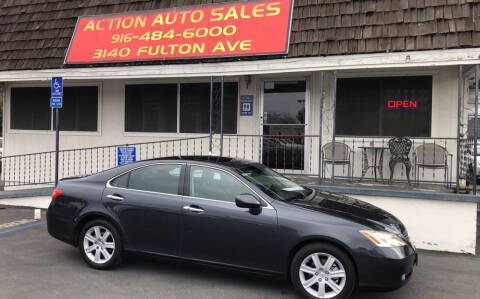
[360,230,407,248]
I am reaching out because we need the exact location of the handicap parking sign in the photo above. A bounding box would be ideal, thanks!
[51,77,63,108]
[51,77,63,97]
[117,146,136,166]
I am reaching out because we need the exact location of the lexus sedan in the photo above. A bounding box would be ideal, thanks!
[47,156,417,299]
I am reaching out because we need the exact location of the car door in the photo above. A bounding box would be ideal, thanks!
[103,163,184,256]
[181,164,281,273]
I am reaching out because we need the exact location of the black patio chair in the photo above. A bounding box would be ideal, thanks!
[413,143,452,187]
[322,142,354,181]
[388,137,412,185]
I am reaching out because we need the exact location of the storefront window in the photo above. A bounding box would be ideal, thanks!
[335,76,432,137]
[125,84,177,133]
[180,82,238,134]
[54,86,98,131]
[125,82,238,134]
[11,86,99,131]
[11,87,51,130]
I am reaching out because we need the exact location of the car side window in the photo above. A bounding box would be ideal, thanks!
[110,173,129,188]
[189,166,253,203]
[114,164,181,195]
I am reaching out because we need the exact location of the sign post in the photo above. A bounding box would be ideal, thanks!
[51,77,63,186]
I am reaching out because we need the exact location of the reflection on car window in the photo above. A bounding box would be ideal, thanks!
[113,164,181,195]
[190,166,252,203]
[235,163,308,201]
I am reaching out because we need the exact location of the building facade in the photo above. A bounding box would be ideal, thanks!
[0,0,479,254]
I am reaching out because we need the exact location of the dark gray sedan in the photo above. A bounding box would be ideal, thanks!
[47,156,417,299]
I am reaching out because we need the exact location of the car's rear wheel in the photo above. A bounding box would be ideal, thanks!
[79,219,122,269]
[291,242,356,299]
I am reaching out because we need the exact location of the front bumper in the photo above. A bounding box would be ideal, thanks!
[357,245,417,291]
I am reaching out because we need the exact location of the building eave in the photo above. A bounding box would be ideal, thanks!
[1,48,480,82]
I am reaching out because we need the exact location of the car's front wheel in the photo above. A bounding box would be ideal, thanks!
[79,219,122,269]
[291,242,356,299]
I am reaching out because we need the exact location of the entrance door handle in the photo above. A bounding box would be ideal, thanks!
[106,194,124,201]
[183,205,204,213]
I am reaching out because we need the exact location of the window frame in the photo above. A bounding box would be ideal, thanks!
[123,78,240,137]
[124,83,179,133]
[7,82,102,136]
[106,162,186,197]
[334,71,437,138]
[184,163,273,208]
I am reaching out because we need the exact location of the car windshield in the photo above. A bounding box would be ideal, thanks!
[234,163,311,201]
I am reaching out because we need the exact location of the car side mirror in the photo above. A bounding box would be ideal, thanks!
[235,194,262,214]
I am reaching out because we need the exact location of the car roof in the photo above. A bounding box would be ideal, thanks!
[150,155,256,169]
[78,156,259,183]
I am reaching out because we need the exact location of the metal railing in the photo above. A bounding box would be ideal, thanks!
[0,134,467,190]
[326,136,457,185]
[0,136,211,187]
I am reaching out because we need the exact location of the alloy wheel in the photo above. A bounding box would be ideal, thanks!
[299,252,347,299]
[83,225,116,264]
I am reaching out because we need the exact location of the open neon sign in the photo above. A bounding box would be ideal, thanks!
[387,99,418,109]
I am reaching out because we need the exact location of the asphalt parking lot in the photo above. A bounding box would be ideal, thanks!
[1,206,480,299]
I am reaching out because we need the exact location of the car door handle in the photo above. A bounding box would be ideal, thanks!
[106,194,124,201]
[183,205,204,213]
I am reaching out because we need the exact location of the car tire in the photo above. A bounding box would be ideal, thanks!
[78,219,122,270]
[291,242,356,299]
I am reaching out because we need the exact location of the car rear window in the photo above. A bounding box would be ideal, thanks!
[110,164,181,195]
[110,173,129,188]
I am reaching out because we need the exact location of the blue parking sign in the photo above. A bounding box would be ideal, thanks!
[117,146,136,166]
[51,77,63,97]
[50,97,63,108]
[51,77,63,109]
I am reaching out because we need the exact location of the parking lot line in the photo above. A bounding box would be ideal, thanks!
[0,220,46,235]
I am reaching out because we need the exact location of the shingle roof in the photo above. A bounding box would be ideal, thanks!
[1,0,480,71]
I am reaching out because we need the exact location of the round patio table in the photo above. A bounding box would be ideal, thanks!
[358,146,389,182]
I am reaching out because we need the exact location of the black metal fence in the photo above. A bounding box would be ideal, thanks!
[326,136,457,185]
[0,134,468,189]
[0,136,211,187]
[222,135,460,186]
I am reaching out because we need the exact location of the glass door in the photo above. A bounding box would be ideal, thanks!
[262,80,307,171]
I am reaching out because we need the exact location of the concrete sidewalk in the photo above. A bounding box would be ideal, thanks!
[0,187,52,209]
[0,196,50,209]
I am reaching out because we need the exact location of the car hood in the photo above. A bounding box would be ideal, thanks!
[290,189,407,236]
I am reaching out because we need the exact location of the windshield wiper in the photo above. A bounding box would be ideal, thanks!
[285,188,314,201]
[284,192,305,201]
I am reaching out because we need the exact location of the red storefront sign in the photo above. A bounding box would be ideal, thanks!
[387,99,419,109]
[65,0,294,64]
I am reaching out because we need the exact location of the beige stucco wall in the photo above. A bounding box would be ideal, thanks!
[2,66,461,182]
[354,195,477,254]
